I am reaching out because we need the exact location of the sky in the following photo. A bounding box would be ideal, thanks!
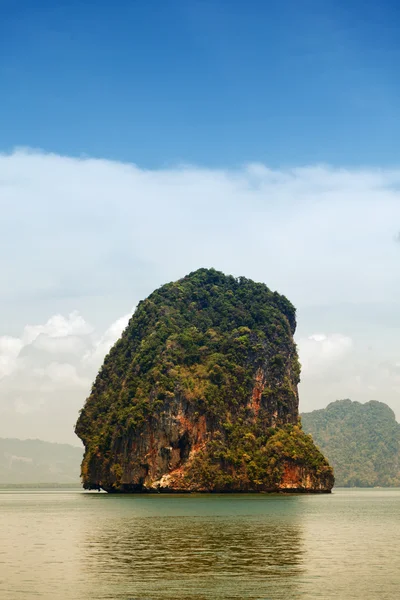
[1,0,400,444]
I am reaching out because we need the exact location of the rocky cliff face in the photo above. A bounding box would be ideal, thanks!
[75,268,333,492]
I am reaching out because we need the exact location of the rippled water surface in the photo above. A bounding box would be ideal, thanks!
[0,488,399,599]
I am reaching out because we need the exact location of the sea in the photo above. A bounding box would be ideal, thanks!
[0,488,399,599]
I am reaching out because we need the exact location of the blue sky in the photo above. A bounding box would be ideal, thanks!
[1,0,400,167]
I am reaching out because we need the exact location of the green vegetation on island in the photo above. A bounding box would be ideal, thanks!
[302,399,400,487]
[76,268,333,492]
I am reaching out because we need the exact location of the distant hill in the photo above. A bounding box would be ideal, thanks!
[301,400,400,487]
[0,438,83,484]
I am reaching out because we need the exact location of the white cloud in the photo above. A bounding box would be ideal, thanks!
[83,313,131,367]
[22,311,93,345]
[32,363,90,389]
[298,333,353,374]
[0,148,400,440]
[0,312,94,386]
[2,148,400,312]
[0,336,23,379]
[31,334,87,356]
[0,310,132,443]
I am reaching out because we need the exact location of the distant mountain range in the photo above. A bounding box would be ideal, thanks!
[302,400,400,487]
[0,438,83,484]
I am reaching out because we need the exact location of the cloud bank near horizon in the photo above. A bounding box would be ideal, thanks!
[0,149,399,443]
[0,310,131,444]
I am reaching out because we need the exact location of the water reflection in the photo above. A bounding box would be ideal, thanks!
[81,495,306,599]
[2,490,400,600]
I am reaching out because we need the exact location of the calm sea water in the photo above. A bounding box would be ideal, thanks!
[0,488,399,600]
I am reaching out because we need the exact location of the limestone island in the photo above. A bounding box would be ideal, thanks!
[75,268,334,493]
